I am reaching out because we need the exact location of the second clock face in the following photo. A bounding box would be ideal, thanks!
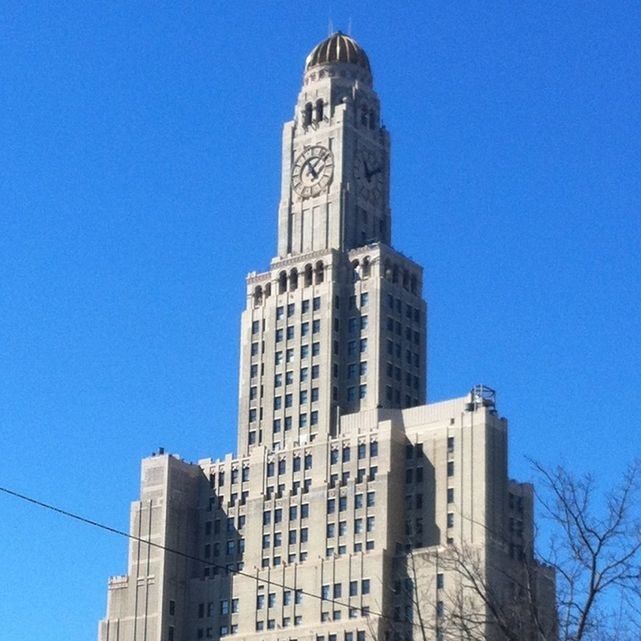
[292,145,334,198]
[353,147,384,205]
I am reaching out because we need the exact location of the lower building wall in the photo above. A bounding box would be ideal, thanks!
[99,454,204,641]
[99,394,555,641]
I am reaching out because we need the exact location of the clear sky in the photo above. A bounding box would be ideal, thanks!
[1,2,640,639]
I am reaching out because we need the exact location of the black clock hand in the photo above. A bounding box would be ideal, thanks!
[368,166,382,178]
[306,162,318,179]
[363,159,371,181]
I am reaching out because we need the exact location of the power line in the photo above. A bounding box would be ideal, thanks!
[0,484,428,632]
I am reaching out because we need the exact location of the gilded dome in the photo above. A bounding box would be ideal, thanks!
[305,32,371,72]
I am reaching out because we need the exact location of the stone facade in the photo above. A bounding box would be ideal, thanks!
[99,33,555,641]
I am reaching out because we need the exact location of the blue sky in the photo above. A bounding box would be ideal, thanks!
[1,2,640,639]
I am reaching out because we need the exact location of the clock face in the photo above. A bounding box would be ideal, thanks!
[292,145,334,198]
[353,147,384,205]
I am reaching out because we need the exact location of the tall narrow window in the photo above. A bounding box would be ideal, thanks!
[316,99,324,122]
[304,102,313,127]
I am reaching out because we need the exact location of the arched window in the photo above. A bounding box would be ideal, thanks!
[362,257,371,279]
[304,102,313,127]
[351,259,360,282]
[304,264,313,287]
[253,286,263,307]
[278,271,287,294]
[315,261,325,285]
[316,99,324,122]
[289,268,298,291]
[265,282,272,298]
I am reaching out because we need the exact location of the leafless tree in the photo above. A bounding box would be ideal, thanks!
[532,459,641,641]
[373,460,641,641]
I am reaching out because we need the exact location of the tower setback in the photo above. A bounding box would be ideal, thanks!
[99,33,555,641]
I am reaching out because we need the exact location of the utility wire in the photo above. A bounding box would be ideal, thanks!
[0,484,429,633]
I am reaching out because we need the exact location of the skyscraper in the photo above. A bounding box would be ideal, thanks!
[99,33,555,641]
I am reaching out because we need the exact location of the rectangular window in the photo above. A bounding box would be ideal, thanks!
[302,299,309,313]
[360,315,368,330]
[285,370,293,384]
[360,292,369,306]
[301,322,309,336]
[312,319,321,334]
[300,366,308,381]
[313,296,321,310]
[359,384,367,399]
[275,330,283,343]
[285,394,293,407]
[287,303,295,317]
[276,306,284,320]
[310,410,318,424]
[301,344,309,358]
[312,342,320,356]
[274,374,282,387]
[367,491,375,507]
[286,326,294,340]
[447,512,454,528]
[311,364,320,378]
[362,578,370,594]
[304,454,312,469]
[447,461,454,477]
[300,527,308,542]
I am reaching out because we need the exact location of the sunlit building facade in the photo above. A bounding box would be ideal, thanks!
[99,33,555,641]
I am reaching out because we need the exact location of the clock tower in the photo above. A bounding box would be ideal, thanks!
[238,33,426,456]
[99,32,556,641]
[278,32,391,257]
